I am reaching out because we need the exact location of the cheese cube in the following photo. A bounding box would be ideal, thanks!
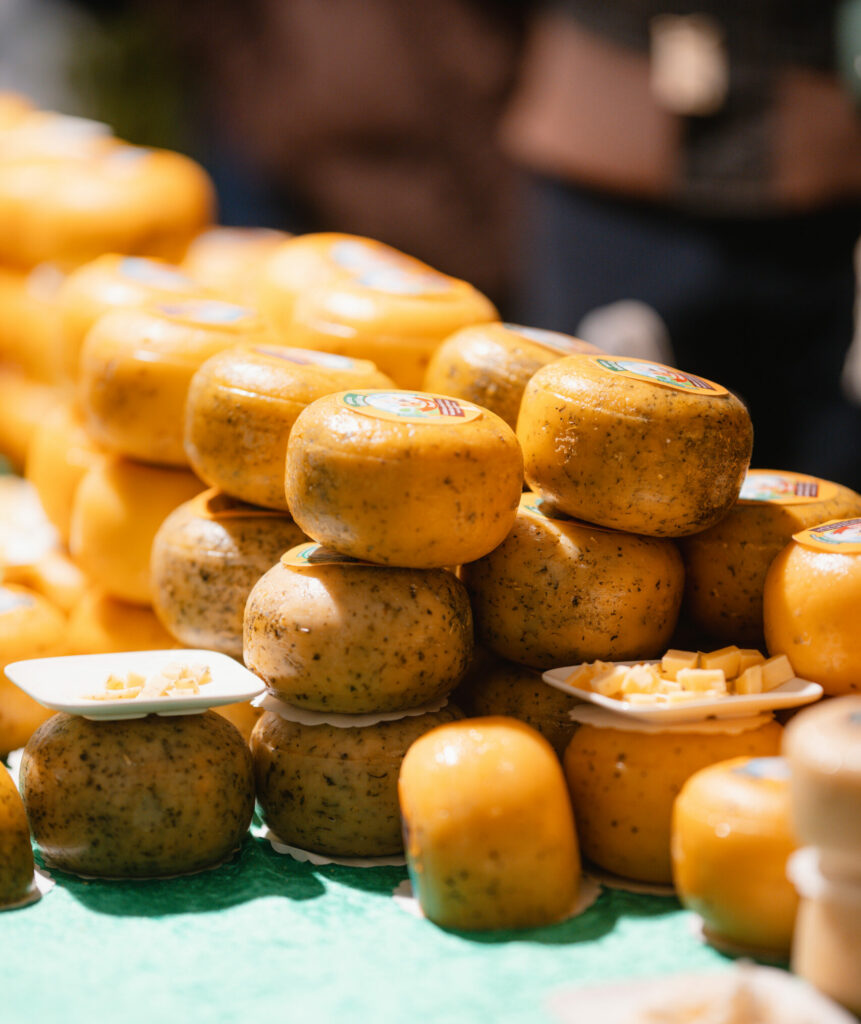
[761,654,794,691]
[661,649,700,680]
[738,648,766,674]
[700,646,741,680]
[734,664,763,695]
[676,668,728,694]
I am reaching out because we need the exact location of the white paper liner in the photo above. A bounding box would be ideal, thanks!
[262,828,405,867]
[687,913,788,961]
[252,691,449,728]
[585,864,676,897]
[569,704,774,735]
[0,868,54,912]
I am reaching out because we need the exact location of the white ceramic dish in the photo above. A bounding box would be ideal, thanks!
[4,649,265,721]
[542,660,822,724]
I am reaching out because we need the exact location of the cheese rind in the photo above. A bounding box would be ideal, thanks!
[0,765,34,907]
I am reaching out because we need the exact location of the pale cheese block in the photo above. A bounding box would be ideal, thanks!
[0,765,35,908]
[181,227,291,305]
[65,589,183,655]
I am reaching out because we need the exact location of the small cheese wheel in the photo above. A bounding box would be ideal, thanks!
[80,302,267,466]
[0,263,65,384]
[460,496,684,669]
[244,558,472,712]
[424,322,601,429]
[21,711,255,878]
[285,390,523,568]
[0,765,35,908]
[399,716,581,930]
[563,708,783,883]
[69,456,204,605]
[680,471,861,648]
[518,354,753,536]
[251,705,462,857]
[181,227,291,305]
[672,756,798,954]
[0,371,62,473]
[65,589,183,655]
[152,491,307,657]
[185,345,394,510]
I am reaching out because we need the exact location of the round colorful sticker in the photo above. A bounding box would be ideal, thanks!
[588,356,728,396]
[120,257,197,293]
[281,543,375,569]
[0,587,34,615]
[738,470,838,505]
[503,323,593,355]
[732,757,791,782]
[341,390,482,424]
[518,493,617,532]
[794,517,861,553]
[156,300,259,329]
[254,346,358,371]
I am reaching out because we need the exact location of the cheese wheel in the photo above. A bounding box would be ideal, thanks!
[250,705,462,857]
[0,111,113,165]
[399,716,581,930]
[182,227,291,304]
[285,390,523,568]
[80,302,267,466]
[0,477,59,572]
[3,550,88,616]
[424,322,601,429]
[0,93,33,131]
[680,471,861,648]
[0,765,35,908]
[0,263,65,384]
[151,490,307,657]
[185,345,394,510]
[21,711,255,878]
[563,707,783,883]
[0,371,62,473]
[672,756,798,954]
[214,702,263,745]
[69,456,204,605]
[244,556,472,712]
[518,354,753,536]
[65,589,183,655]
[460,494,684,669]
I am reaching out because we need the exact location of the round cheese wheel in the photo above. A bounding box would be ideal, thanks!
[0,263,65,384]
[0,765,35,908]
[460,494,684,669]
[65,589,183,655]
[680,471,861,648]
[672,756,798,954]
[80,302,267,466]
[182,227,291,304]
[69,456,205,605]
[3,550,88,616]
[151,490,307,657]
[399,716,581,930]
[0,111,112,165]
[244,556,472,713]
[21,711,255,878]
[517,354,753,536]
[0,371,62,473]
[251,705,462,857]
[0,477,59,572]
[424,322,600,429]
[285,390,523,568]
[185,345,394,510]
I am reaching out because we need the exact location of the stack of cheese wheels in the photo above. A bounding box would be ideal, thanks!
[181,227,291,305]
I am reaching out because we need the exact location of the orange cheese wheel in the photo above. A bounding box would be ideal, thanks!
[0,263,65,384]
[0,764,35,908]
[0,371,62,473]
[181,227,291,304]
[65,589,183,655]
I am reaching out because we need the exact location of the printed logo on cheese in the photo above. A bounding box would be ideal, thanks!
[503,323,590,355]
[590,356,728,396]
[156,300,259,330]
[0,586,34,614]
[739,470,838,506]
[281,542,376,569]
[119,257,198,293]
[794,517,861,553]
[254,346,357,371]
[341,390,482,424]
[732,757,791,782]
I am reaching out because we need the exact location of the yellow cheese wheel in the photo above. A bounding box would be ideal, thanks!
[214,702,263,745]
[0,111,113,165]
[185,345,394,510]
[80,302,267,466]
[0,371,62,473]
[0,93,33,131]
[251,705,462,857]
[244,555,472,713]
[69,456,205,605]
[399,716,581,930]
[182,227,291,304]
[0,765,35,908]
[65,589,183,655]
[672,756,798,954]
[0,263,65,384]
[3,550,88,616]
[680,471,861,648]
[151,490,307,657]
[424,322,601,429]
[460,494,684,669]
[518,354,753,536]
[285,390,523,568]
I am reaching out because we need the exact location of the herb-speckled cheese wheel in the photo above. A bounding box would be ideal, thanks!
[185,346,394,510]
[152,491,307,657]
[21,711,254,878]
[460,495,684,669]
[285,390,523,568]
[245,556,472,712]
[182,227,291,305]
[65,589,183,655]
[518,354,753,536]
[672,756,798,954]
[424,322,601,429]
[0,765,35,908]
[251,706,462,857]
[399,716,581,930]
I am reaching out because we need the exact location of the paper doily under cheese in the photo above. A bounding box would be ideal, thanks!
[262,828,406,867]
[252,691,450,728]
[569,704,774,735]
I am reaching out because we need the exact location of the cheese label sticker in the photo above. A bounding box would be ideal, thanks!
[503,323,595,356]
[254,346,357,371]
[589,356,728,395]
[156,300,259,329]
[119,257,198,293]
[330,239,397,273]
[794,517,861,553]
[281,543,378,569]
[738,470,839,506]
[329,239,451,295]
[341,390,482,424]
[518,493,617,532]
[732,757,790,782]
[199,490,288,521]
[0,587,33,615]
[354,266,452,296]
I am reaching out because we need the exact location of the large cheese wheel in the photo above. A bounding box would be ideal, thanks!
[399,716,581,930]
[65,589,183,655]
[185,345,394,510]
[0,765,35,908]
[0,371,62,473]
[460,494,684,669]
[182,227,291,305]
[680,471,861,647]
[0,263,65,384]
[518,354,753,536]
[285,390,523,568]
[152,491,307,657]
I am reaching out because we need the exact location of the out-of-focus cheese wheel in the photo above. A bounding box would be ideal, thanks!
[563,706,783,883]
[80,301,267,466]
[0,477,59,572]
[518,354,753,536]
[244,554,472,712]
[672,756,798,954]
[0,111,113,165]
[69,456,204,605]
[151,490,307,657]
[21,711,255,878]
[460,494,684,670]
[182,227,291,305]
[424,322,601,429]
[763,522,861,695]
[0,583,66,755]
[3,550,88,616]
[185,345,394,510]
[0,371,62,473]
[65,589,183,655]
[0,766,35,908]
[285,390,523,568]
[399,716,581,930]
[680,471,861,648]
[0,92,33,130]
[0,264,65,384]
[250,705,462,857]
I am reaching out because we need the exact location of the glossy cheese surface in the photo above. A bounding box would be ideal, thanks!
[182,227,291,304]
[65,589,183,655]
[0,765,35,908]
